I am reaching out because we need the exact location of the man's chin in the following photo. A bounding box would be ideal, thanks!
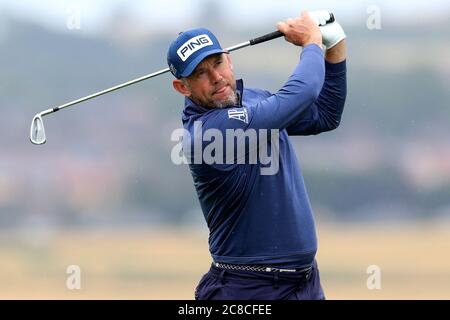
[212,92,237,109]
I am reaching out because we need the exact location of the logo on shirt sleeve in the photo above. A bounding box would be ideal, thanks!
[228,108,248,124]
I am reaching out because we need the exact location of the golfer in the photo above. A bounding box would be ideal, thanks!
[167,11,347,300]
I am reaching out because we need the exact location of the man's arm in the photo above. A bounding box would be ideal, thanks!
[238,11,326,131]
[247,15,346,134]
[210,11,327,133]
[286,38,347,136]
[325,39,346,63]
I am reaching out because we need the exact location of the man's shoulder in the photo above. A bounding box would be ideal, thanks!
[244,87,272,99]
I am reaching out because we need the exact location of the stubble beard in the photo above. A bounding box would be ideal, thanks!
[211,89,238,109]
[193,87,237,109]
[185,79,238,109]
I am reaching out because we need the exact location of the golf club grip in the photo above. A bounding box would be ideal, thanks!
[249,31,284,46]
[249,12,335,46]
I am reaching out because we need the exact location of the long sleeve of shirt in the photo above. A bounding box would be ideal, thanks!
[244,44,326,131]
[286,59,347,135]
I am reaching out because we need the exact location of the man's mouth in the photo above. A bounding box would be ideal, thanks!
[213,85,229,96]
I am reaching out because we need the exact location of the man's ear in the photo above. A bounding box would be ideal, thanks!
[172,79,191,97]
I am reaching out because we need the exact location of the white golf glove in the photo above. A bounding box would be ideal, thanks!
[310,10,346,50]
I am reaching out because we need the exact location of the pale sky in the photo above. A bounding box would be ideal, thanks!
[0,0,449,34]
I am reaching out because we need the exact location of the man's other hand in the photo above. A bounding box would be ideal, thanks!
[277,11,323,48]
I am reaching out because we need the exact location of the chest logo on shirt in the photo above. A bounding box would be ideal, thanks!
[228,108,248,124]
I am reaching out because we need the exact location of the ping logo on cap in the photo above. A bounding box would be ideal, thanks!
[177,34,213,62]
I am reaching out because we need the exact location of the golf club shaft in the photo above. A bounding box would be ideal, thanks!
[49,37,266,114]
[45,13,335,115]
[49,67,170,114]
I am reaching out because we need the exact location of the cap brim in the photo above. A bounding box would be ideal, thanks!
[180,49,228,78]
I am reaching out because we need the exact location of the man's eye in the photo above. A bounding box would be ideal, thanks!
[216,60,223,66]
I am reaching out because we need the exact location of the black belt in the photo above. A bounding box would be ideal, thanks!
[213,262,312,274]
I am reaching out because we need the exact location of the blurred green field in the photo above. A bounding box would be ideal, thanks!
[0,222,449,300]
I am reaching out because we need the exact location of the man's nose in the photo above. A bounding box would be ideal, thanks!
[209,69,223,83]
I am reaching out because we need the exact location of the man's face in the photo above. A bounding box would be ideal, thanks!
[174,53,237,109]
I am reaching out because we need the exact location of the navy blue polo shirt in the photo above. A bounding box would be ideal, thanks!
[181,44,347,268]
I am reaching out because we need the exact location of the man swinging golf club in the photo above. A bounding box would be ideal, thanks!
[169,10,347,300]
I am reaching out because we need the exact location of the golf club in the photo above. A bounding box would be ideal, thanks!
[30,13,335,145]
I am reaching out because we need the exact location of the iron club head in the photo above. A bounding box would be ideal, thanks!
[30,113,46,145]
